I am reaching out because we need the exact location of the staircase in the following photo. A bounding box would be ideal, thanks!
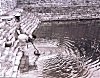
[0,11,40,77]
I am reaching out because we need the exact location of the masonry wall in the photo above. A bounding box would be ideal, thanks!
[0,0,17,15]
[17,0,100,5]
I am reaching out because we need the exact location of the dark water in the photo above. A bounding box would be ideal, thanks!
[34,20,100,61]
[33,20,100,77]
[34,20,100,41]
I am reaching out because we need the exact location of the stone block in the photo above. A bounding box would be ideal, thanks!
[13,66,18,72]
[19,64,25,68]
[19,55,29,73]
[20,60,26,65]
[12,71,17,77]
[17,52,22,56]
[14,59,20,65]
[5,68,13,77]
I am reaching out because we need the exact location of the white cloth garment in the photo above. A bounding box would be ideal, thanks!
[18,34,28,55]
[18,34,28,42]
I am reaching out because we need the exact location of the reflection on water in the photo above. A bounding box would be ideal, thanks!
[34,20,100,78]
[34,20,100,59]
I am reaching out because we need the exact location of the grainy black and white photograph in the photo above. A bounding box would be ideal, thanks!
[0,0,100,78]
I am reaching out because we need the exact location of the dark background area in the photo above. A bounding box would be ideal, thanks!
[34,20,100,41]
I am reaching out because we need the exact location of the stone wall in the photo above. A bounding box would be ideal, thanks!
[18,0,100,21]
[17,0,100,5]
[0,0,17,15]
